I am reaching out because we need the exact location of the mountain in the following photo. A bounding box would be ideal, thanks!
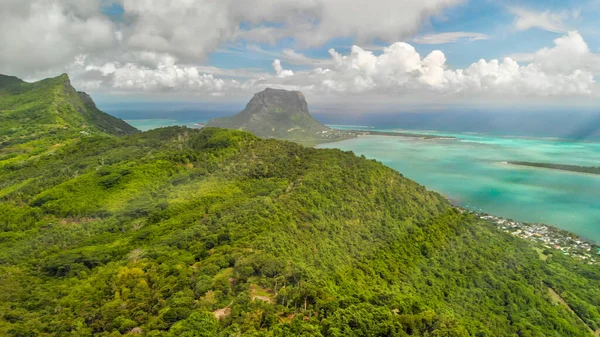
[207,88,353,145]
[2,115,600,335]
[0,73,138,144]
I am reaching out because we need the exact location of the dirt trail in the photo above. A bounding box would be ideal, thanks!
[547,287,599,336]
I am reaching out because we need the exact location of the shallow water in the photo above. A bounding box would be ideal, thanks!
[318,129,600,242]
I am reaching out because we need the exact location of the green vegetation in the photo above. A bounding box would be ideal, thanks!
[2,125,600,336]
[0,74,138,163]
[2,74,600,336]
[508,162,600,175]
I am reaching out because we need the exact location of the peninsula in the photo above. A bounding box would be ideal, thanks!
[509,161,600,175]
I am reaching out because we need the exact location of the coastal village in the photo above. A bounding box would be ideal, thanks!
[470,211,599,264]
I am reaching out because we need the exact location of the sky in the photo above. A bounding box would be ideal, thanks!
[2,0,600,110]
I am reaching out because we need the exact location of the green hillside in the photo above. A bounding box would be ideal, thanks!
[0,74,138,159]
[2,121,600,335]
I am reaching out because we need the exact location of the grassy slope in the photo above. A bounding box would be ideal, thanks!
[0,73,137,144]
[0,74,139,177]
[0,127,599,336]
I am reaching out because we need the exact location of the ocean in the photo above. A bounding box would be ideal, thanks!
[318,127,600,243]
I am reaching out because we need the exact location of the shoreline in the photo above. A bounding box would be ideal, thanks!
[328,125,600,144]
[507,161,600,176]
[459,208,599,263]
[482,212,598,263]
[443,193,598,263]
[319,131,600,250]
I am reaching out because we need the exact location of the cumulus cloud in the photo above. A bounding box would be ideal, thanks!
[505,31,600,75]
[3,0,598,103]
[272,60,294,78]
[0,0,116,75]
[510,7,579,33]
[412,32,489,44]
[531,31,600,74]
[1,0,462,75]
[287,42,594,97]
[71,31,598,102]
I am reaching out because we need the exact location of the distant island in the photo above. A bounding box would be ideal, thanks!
[509,161,600,175]
[207,88,354,145]
[207,88,455,145]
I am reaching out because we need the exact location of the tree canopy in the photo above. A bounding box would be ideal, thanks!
[1,124,600,336]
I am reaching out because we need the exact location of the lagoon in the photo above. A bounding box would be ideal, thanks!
[318,128,600,243]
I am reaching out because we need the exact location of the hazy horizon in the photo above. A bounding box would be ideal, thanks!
[99,101,600,142]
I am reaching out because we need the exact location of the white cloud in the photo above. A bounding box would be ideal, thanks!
[532,31,600,74]
[272,60,294,78]
[74,54,245,93]
[276,0,464,47]
[120,0,465,56]
[0,0,463,76]
[3,1,598,104]
[281,49,334,67]
[68,32,599,102]
[0,0,115,75]
[506,31,600,74]
[111,63,241,92]
[412,32,490,44]
[510,7,579,33]
[506,53,535,63]
[298,42,594,97]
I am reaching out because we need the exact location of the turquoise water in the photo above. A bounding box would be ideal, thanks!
[126,119,206,132]
[318,128,600,242]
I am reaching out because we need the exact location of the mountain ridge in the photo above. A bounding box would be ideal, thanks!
[0,73,138,140]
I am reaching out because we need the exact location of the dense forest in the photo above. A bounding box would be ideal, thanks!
[2,74,600,336]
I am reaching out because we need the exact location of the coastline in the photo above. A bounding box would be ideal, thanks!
[507,161,600,176]
[447,198,599,260]
[471,210,599,263]
[317,136,600,259]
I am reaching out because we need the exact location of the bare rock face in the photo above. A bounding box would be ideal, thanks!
[243,88,310,116]
[207,88,351,144]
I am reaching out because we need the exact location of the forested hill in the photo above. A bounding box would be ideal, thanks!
[0,73,138,145]
[2,122,600,335]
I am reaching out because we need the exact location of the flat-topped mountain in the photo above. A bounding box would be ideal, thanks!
[207,88,352,145]
[0,73,138,143]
